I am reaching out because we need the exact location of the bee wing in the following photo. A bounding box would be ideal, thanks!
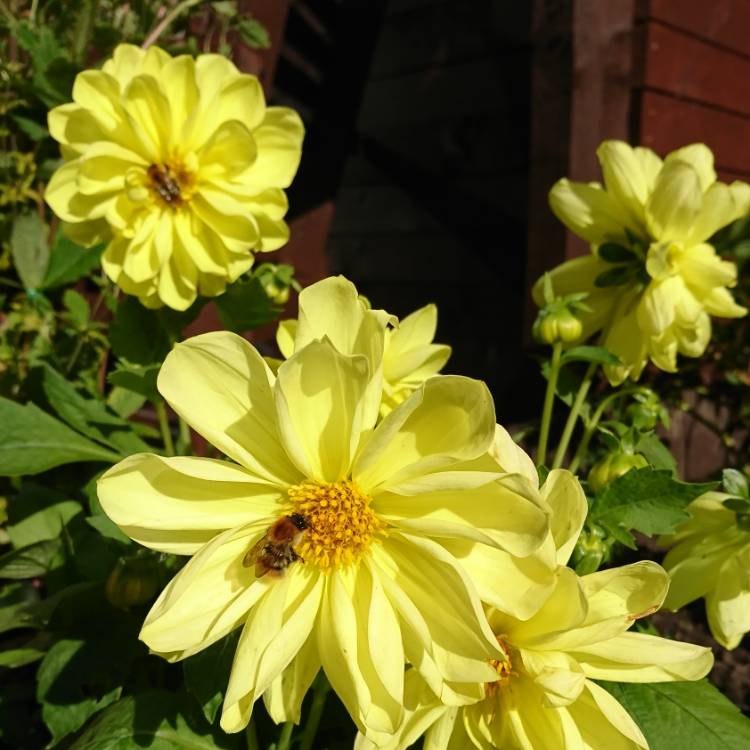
[242,534,269,568]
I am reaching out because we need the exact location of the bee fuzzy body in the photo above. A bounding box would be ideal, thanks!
[243,513,309,578]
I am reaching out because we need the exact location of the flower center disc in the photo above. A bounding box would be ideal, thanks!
[288,479,385,570]
[486,638,513,696]
[146,162,195,208]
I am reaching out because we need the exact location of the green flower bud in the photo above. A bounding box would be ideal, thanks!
[571,525,611,575]
[588,452,648,493]
[533,308,583,345]
[105,556,161,610]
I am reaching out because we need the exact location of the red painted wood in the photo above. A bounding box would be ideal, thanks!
[642,21,750,118]
[640,0,750,57]
[640,90,750,175]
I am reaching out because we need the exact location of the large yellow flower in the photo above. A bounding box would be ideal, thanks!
[535,141,749,383]
[97,327,549,739]
[46,44,303,310]
[661,491,750,649]
[357,485,713,750]
[276,277,450,416]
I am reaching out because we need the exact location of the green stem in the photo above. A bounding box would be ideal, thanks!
[552,362,596,470]
[275,722,295,750]
[568,387,642,474]
[155,401,175,457]
[245,719,260,750]
[299,675,330,750]
[537,342,563,467]
[141,0,202,48]
[177,416,191,455]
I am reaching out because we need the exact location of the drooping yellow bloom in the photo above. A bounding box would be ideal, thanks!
[276,277,451,415]
[97,311,549,740]
[357,484,713,750]
[535,141,749,383]
[46,44,303,310]
[661,491,750,649]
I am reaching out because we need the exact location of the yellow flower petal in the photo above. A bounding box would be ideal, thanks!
[122,74,171,161]
[489,424,539,488]
[541,469,587,566]
[97,453,284,553]
[446,537,556,620]
[275,339,370,481]
[317,567,404,742]
[262,630,320,724]
[645,159,702,240]
[665,142,716,191]
[702,287,748,318]
[372,535,500,689]
[244,107,305,189]
[158,332,302,485]
[199,120,257,179]
[499,567,587,648]
[375,479,548,557]
[221,566,323,732]
[567,681,647,749]
[276,319,297,359]
[140,522,271,657]
[548,178,631,244]
[705,550,750,649]
[571,631,713,682]
[354,376,496,495]
[161,55,199,138]
[688,181,750,244]
[597,140,650,231]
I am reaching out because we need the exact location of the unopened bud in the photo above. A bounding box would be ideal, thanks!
[588,452,648,493]
[533,308,583,345]
[105,556,161,610]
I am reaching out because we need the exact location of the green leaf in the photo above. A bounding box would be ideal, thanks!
[69,690,241,749]
[0,539,62,579]
[41,235,104,289]
[722,468,749,499]
[7,500,82,549]
[10,211,49,290]
[10,114,48,141]
[86,515,131,545]
[601,680,750,750]
[236,16,271,49]
[39,364,150,455]
[110,298,171,365]
[561,345,621,366]
[106,387,146,419]
[0,583,43,633]
[0,645,45,668]
[0,396,122,475]
[16,22,65,73]
[215,276,281,332]
[63,288,90,328]
[591,468,715,541]
[597,242,638,263]
[594,265,637,288]
[183,631,240,724]
[107,362,160,402]
[635,433,677,474]
[36,638,133,746]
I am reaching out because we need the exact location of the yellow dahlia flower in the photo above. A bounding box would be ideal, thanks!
[535,141,749,383]
[97,330,549,739]
[276,278,450,416]
[357,489,713,750]
[661,491,750,649]
[46,44,303,310]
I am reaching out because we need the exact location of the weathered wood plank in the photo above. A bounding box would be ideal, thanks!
[639,0,750,58]
[640,89,750,175]
[641,21,750,118]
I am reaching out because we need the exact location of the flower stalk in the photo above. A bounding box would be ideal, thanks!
[537,341,563,467]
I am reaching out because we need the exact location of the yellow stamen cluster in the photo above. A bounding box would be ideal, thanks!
[288,479,386,570]
[486,638,513,696]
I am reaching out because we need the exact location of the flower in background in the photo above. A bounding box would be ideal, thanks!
[46,44,303,310]
[356,478,713,750]
[535,141,749,383]
[276,277,450,416]
[97,321,549,739]
[661,490,750,649]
